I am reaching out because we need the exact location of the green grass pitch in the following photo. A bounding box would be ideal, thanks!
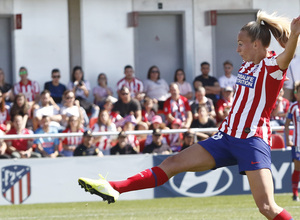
[0,194,299,220]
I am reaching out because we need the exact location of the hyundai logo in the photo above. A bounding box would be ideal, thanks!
[169,168,233,197]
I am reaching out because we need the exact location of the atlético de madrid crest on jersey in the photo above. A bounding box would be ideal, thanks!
[1,165,31,204]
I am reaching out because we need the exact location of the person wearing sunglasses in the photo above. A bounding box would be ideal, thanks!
[44,68,67,104]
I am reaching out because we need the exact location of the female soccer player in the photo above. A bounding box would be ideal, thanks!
[79,11,300,220]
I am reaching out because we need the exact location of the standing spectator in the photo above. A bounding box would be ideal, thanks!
[34,115,60,158]
[216,86,234,125]
[13,67,40,107]
[110,131,138,155]
[113,86,142,124]
[6,114,41,158]
[163,83,192,128]
[270,88,290,127]
[92,109,117,155]
[190,86,216,121]
[32,90,62,131]
[10,93,31,129]
[44,69,67,104]
[74,130,103,157]
[284,81,300,201]
[93,73,114,108]
[68,66,99,119]
[174,68,193,100]
[143,65,170,110]
[117,65,144,101]
[61,115,84,157]
[0,90,11,132]
[218,60,237,92]
[143,129,172,154]
[193,62,221,105]
[0,68,13,102]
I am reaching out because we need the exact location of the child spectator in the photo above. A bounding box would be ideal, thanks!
[74,130,103,157]
[142,97,156,127]
[166,118,183,152]
[61,115,84,157]
[122,121,140,153]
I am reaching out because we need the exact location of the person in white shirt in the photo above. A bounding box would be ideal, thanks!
[218,60,237,93]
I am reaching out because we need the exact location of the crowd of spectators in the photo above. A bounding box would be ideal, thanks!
[0,58,294,158]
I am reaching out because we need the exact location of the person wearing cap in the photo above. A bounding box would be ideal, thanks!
[218,60,237,93]
[181,130,195,151]
[163,83,192,129]
[216,86,234,125]
[74,130,103,157]
[110,131,138,155]
[143,129,172,154]
[145,115,168,146]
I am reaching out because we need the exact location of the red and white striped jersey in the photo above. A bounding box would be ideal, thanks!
[219,56,286,145]
[62,128,84,146]
[287,102,300,147]
[14,80,40,102]
[163,95,191,122]
[92,123,117,151]
[116,77,143,97]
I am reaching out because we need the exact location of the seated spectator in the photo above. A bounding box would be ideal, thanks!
[113,86,142,124]
[93,73,114,108]
[166,118,183,153]
[10,93,32,129]
[193,62,221,105]
[61,115,84,157]
[34,115,60,158]
[191,86,216,121]
[190,105,217,140]
[143,65,170,110]
[44,68,67,104]
[143,129,172,155]
[122,121,140,153]
[174,68,193,100]
[103,98,122,125]
[33,90,62,131]
[218,60,237,92]
[68,66,99,118]
[181,130,196,151]
[110,131,138,155]
[5,114,41,158]
[92,109,117,155]
[135,121,149,152]
[117,65,144,101]
[145,115,168,146]
[60,90,88,128]
[216,86,234,125]
[0,90,11,132]
[74,130,103,157]
[270,88,290,127]
[14,66,40,107]
[0,68,13,103]
[163,83,192,128]
[141,97,156,127]
[0,129,10,159]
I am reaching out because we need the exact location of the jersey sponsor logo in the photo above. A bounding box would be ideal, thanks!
[236,72,256,88]
[169,168,233,197]
[1,165,31,204]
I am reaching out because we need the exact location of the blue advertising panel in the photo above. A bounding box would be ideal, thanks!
[153,150,293,198]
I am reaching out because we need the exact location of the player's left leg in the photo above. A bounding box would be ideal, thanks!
[246,169,293,220]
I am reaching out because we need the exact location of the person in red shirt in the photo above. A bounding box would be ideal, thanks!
[6,114,41,158]
[163,83,192,128]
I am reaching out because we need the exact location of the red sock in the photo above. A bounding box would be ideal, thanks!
[292,170,300,196]
[109,166,169,194]
[273,209,293,220]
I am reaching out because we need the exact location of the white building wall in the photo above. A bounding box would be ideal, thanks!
[12,0,70,90]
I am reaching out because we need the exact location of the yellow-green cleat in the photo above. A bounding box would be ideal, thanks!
[78,174,119,204]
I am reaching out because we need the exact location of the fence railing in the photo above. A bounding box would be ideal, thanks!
[0,126,292,140]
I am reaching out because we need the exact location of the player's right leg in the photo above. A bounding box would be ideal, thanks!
[78,142,216,203]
